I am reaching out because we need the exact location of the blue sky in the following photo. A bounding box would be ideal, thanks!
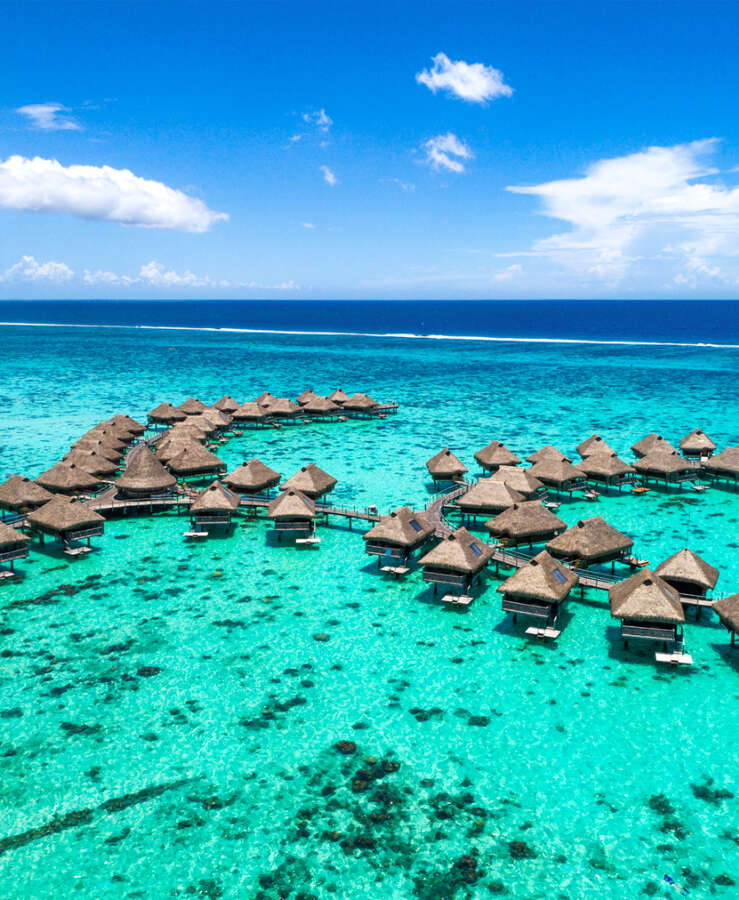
[2,0,739,299]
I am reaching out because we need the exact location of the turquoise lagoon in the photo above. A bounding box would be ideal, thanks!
[1,324,738,899]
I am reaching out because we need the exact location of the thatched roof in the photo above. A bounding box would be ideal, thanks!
[457,478,523,512]
[81,428,127,451]
[178,397,209,415]
[268,489,316,520]
[528,455,585,486]
[546,516,633,563]
[304,396,340,414]
[484,501,566,542]
[576,435,616,458]
[0,521,30,550]
[108,414,145,436]
[0,475,54,512]
[256,391,276,406]
[609,569,685,624]
[714,594,739,633]
[631,433,677,458]
[117,446,177,493]
[147,402,187,423]
[474,441,521,469]
[183,414,218,435]
[426,449,467,478]
[655,548,719,591]
[166,443,226,476]
[225,459,281,492]
[363,506,434,547]
[190,480,240,513]
[343,392,379,410]
[156,436,202,464]
[704,446,739,477]
[632,449,693,477]
[489,465,543,496]
[526,445,572,464]
[96,419,136,442]
[167,423,207,441]
[27,496,104,534]
[71,439,123,463]
[214,395,240,413]
[280,463,337,498]
[201,407,231,428]
[296,389,318,405]
[61,450,118,477]
[418,526,493,574]
[679,428,717,455]
[36,463,100,494]
[261,398,300,418]
[232,401,268,421]
[497,550,578,603]
[574,453,635,479]
[328,389,351,404]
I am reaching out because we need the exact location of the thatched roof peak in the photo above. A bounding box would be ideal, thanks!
[484,500,566,541]
[576,435,616,458]
[363,506,434,547]
[343,392,379,410]
[546,515,633,563]
[528,455,584,484]
[526,445,572,464]
[281,463,337,498]
[71,439,123,462]
[147,402,187,423]
[36,462,100,494]
[679,428,717,454]
[201,407,231,427]
[0,521,30,549]
[214,395,240,413]
[328,389,351,404]
[261,398,300,417]
[82,428,127,451]
[190,480,240,513]
[178,397,209,415]
[457,479,523,511]
[426,449,467,478]
[304,396,340,414]
[61,449,118,477]
[256,391,276,405]
[225,459,281,492]
[704,446,739,476]
[268,489,316,519]
[489,465,543,496]
[631,433,677,457]
[574,453,635,478]
[27,496,104,533]
[497,550,578,602]
[166,443,226,476]
[655,548,719,591]
[0,475,54,511]
[108,414,145,435]
[609,569,684,624]
[474,441,521,468]
[117,446,177,493]
[418,526,493,574]
[632,448,693,475]
[232,401,267,421]
[296,389,318,405]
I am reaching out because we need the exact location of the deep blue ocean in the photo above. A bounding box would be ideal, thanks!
[1,298,738,345]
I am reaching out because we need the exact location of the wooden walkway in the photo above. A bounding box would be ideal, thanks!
[425,482,469,537]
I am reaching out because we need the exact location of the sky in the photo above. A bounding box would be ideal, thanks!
[2,0,739,300]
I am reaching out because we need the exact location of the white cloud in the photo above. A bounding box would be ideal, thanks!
[416,52,512,103]
[506,139,739,283]
[17,102,81,131]
[423,133,473,173]
[302,109,333,131]
[320,165,338,186]
[492,263,522,282]
[301,222,316,229]
[82,268,137,286]
[138,260,229,287]
[1,255,74,283]
[0,155,228,232]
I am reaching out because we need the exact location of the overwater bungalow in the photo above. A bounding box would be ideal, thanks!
[156,436,202,464]
[342,393,380,417]
[418,526,493,601]
[61,450,119,478]
[574,453,636,490]
[474,440,521,472]
[0,522,30,574]
[363,506,435,569]
[147,402,187,426]
[296,389,318,406]
[631,433,677,459]
[632,449,696,487]
[94,419,137,444]
[426,449,468,486]
[81,427,128,453]
[303,396,342,420]
[214,395,240,414]
[0,475,54,517]
[489,465,543,499]
[703,446,739,487]
[654,548,719,608]
[189,481,240,532]
[484,501,566,548]
[183,414,219,436]
[201,407,232,430]
[280,463,337,499]
[256,391,277,406]
[116,446,177,497]
[261,398,301,421]
[328,389,351,406]
[576,435,616,458]
[71,438,123,463]
[226,459,281,495]
[546,516,633,569]
[609,568,687,656]
[528,455,587,495]
[497,550,578,634]
[166,444,226,480]
[231,401,269,426]
[267,489,316,538]
[526,445,572,464]
[178,397,209,416]
[108,414,146,437]
[36,462,101,495]
[455,479,523,518]
[167,422,207,442]
[679,428,717,459]
[713,594,739,646]
[27,496,105,552]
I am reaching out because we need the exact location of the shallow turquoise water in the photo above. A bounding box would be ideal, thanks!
[1,325,738,899]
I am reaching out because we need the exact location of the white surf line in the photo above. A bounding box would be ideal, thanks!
[1,320,738,350]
